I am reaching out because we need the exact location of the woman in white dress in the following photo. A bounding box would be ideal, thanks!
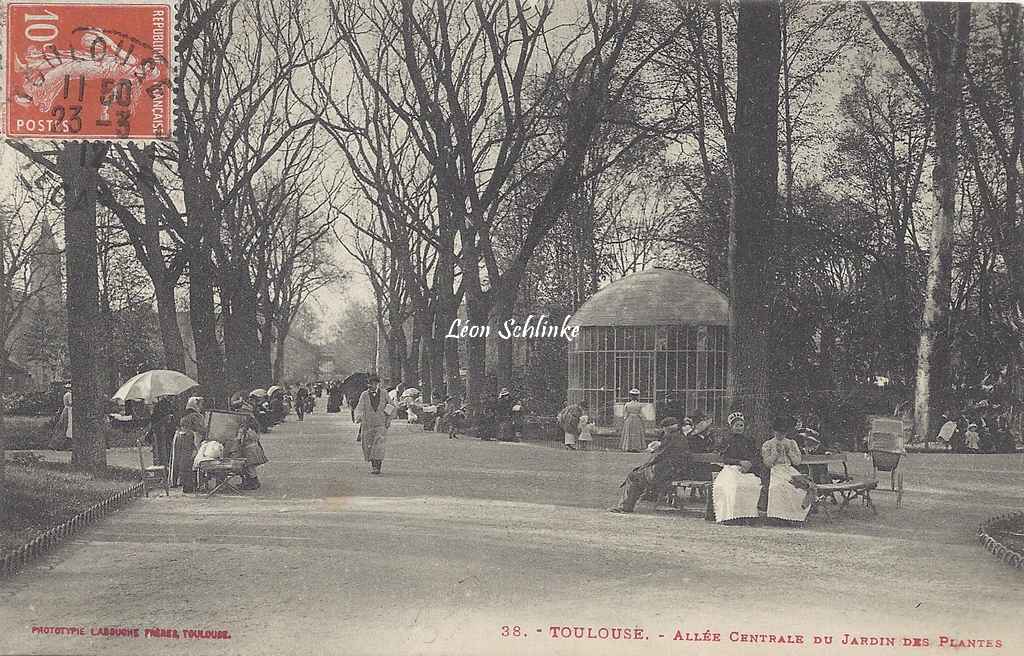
[619,389,646,452]
[762,414,812,523]
[577,406,593,451]
[713,412,763,523]
[63,383,73,440]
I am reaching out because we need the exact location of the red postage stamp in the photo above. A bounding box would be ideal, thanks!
[4,2,174,140]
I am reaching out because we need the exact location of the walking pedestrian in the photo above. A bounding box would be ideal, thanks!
[356,373,392,474]
[296,385,308,421]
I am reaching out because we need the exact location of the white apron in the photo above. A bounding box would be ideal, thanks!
[767,465,811,522]
[713,465,761,523]
[564,431,577,446]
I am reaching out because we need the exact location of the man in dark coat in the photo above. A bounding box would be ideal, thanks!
[609,417,693,514]
[494,388,518,441]
[146,397,178,467]
[295,385,309,421]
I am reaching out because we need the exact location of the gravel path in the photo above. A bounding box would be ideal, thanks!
[2,413,1022,656]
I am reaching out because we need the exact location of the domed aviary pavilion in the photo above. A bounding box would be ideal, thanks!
[567,268,730,428]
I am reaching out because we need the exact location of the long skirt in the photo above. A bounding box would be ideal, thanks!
[713,465,762,523]
[619,415,645,452]
[170,430,196,487]
[564,431,577,447]
[767,465,811,522]
[360,424,387,461]
[65,407,73,439]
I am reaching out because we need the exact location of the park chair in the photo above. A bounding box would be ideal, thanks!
[870,449,903,493]
[866,416,905,494]
[136,437,169,497]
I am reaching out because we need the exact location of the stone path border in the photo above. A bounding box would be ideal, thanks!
[1,482,143,578]
[978,512,1024,570]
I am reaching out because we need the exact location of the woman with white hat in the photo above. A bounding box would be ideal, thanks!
[619,388,646,452]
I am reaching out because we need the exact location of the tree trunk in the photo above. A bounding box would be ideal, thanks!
[61,143,109,472]
[189,253,226,404]
[463,296,490,415]
[387,323,406,386]
[135,145,187,373]
[492,288,516,389]
[404,310,422,390]
[413,306,433,400]
[913,3,971,442]
[273,324,288,383]
[154,280,187,372]
[437,302,462,401]
[429,321,445,402]
[223,267,263,393]
[728,0,782,441]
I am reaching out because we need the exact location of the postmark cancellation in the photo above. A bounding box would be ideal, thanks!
[2,0,176,142]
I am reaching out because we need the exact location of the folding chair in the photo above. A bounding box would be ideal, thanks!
[136,437,169,497]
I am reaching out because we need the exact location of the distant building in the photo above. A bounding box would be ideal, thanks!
[6,219,66,392]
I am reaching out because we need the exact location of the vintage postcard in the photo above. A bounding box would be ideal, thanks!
[0,1,1021,655]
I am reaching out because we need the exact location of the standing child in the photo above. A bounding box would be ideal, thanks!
[577,408,593,451]
[965,423,981,453]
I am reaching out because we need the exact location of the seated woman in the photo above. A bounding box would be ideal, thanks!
[762,414,813,524]
[713,412,764,524]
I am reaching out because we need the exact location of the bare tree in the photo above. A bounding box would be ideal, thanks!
[862,1,973,440]
[327,0,673,412]
[176,0,331,400]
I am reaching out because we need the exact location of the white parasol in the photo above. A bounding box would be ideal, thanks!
[267,386,282,396]
[401,388,421,398]
[112,369,198,403]
[251,388,269,398]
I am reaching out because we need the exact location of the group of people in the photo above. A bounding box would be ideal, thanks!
[607,411,816,526]
[935,412,1017,453]
[147,392,269,492]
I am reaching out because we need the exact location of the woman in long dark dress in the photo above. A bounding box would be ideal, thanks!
[147,397,178,468]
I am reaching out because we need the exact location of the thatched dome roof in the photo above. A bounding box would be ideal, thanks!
[569,268,729,327]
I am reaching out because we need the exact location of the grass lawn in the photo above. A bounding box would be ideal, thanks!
[0,456,138,556]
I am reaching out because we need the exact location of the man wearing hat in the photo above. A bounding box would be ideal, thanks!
[355,373,392,474]
[494,387,519,442]
[609,416,696,514]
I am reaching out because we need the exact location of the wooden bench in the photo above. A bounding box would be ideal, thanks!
[808,479,878,521]
[669,453,722,521]
[798,453,878,520]
[667,452,880,522]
